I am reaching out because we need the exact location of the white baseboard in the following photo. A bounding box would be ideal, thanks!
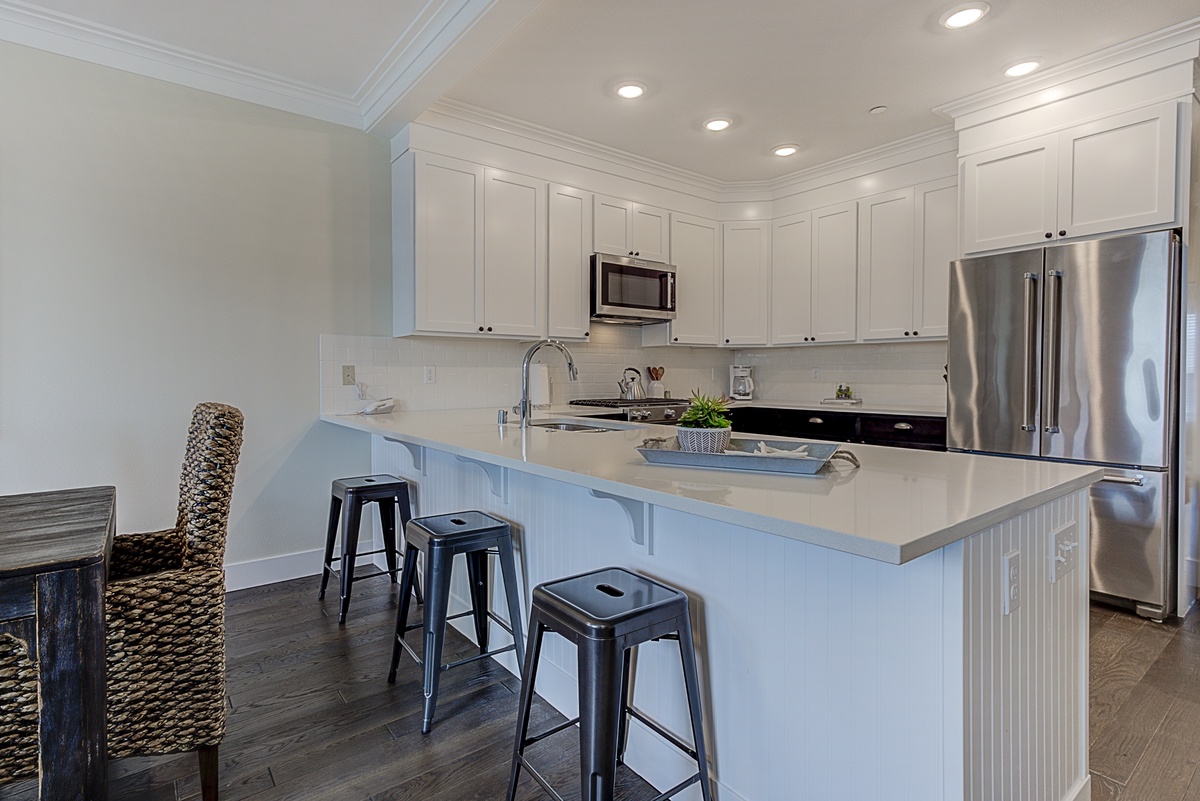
[224,545,388,592]
[1067,774,1092,801]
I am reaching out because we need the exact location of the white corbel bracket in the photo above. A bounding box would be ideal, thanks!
[589,490,654,552]
[455,455,509,503]
[386,438,426,475]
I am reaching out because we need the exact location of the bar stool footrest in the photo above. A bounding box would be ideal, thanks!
[626,706,699,760]
[513,756,568,801]
[442,643,514,670]
[521,716,580,747]
[649,773,702,801]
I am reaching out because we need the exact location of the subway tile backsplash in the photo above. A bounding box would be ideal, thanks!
[318,330,948,416]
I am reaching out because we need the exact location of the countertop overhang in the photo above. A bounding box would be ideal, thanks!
[322,409,1099,565]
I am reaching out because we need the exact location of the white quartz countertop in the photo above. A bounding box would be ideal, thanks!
[321,409,1098,565]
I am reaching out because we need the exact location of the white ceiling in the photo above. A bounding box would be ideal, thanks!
[1,0,1197,183]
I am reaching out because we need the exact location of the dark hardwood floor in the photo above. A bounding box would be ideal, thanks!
[3,577,1200,800]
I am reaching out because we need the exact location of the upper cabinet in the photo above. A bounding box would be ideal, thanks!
[593,194,670,262]
[961,101,1178,254]
[394,151,546,338]
[666,214,722,345]
[547,183,592,341]
[858,178,957,340]
[770,201,858,346]
[722,221,771,346]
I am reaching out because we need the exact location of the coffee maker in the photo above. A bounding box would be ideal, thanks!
[729,365,754,400]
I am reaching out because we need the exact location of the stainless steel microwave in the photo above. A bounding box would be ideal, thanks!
[590,253,676,324]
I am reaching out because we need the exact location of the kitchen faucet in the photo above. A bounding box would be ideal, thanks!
[517,339,578,429]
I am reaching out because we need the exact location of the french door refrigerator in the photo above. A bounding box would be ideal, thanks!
[947,229,1182,619]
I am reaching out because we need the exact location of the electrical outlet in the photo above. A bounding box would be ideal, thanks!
[1003,550,1020,615]
[423,366,436,384]
[811,367,820,381]
[1050,521,1079,584]
[342,365,356,386]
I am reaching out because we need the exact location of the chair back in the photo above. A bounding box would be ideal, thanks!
[176,402,244,568]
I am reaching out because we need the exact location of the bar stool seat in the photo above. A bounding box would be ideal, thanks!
[506,567,713,801]
[388,511,525,734]
[318,474,420,624]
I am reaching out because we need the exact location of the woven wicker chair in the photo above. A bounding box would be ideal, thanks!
[106,402,244,801]
[0,633,39,785]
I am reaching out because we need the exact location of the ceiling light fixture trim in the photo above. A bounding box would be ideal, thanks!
[704,117,733,132]
[773,144,800,157]
[939,2,991,29]
[615,81,647,99]
[1004,59,1042,77]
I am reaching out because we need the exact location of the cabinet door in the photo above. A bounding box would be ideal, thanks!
[414,153,484,334]
[667,214,721,345]
[721,221,771,346]
[913,177,958,339]
[547,183,592,340]
[961,134,1058,253]
[811,201,858,343]
[1058,101,1179,239]
[631,204,670,262]
[593,194,633,256]
[770,212,813,345]
[857,189,915,341]
[483,169,547,337]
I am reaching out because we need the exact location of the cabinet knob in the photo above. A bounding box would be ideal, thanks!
[486,327,493,332]
[584,331,590,337]
[904,331,910,336]
[628,251,634,256]
[673,337,679,342]
[1059,230,1067,237]
[634,251,639,256]
[913,331,919,336]
[1045,232,1053,239]
[478,326,484,332]
[725,338,730,344]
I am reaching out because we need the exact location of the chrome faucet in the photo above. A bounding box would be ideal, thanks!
[517,339,578,429]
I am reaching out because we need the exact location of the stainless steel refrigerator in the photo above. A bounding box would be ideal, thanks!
[947,229,1182,619]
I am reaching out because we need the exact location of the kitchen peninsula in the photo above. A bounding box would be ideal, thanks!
[324,408,1099,801]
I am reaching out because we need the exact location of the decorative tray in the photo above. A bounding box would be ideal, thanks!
[637,437,859,476]
[820,397,864,406]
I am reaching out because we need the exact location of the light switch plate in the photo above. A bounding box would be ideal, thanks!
[1050,521,1079,584]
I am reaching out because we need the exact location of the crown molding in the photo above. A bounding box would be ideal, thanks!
[0,0,365,127]
[934,16,1200,123]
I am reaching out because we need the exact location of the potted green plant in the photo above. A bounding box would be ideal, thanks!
[676,390,733,453]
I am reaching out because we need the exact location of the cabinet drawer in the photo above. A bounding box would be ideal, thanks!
[858,415,946,451]
[778,410,858,443]
[0,575,35,621]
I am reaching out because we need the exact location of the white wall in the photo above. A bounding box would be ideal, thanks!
[0,42,391,576]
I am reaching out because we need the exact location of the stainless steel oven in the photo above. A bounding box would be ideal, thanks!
[590,253,676,324]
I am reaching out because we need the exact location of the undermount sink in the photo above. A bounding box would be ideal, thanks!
[528,419,615,432]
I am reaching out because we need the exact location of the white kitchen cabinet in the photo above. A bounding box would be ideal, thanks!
[482,168,546,337]
[811,201,858,343]
[722,221,771,346]
[961,101,1178,253]
[394,151,547,338]
[593,194,669,262]
[769,213,813,345]
[547,183,592,341]
[770,201,857,345]
[857,178,957,341]
[665,214,721,345]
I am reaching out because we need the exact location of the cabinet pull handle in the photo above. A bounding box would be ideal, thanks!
[1102,474,1145,486]
[893,423,914,431]
[808,417,824,424]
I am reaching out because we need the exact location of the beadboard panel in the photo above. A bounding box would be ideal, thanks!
[374,435,1089,801]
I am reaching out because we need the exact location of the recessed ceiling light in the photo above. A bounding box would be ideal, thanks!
[773,144,800,157]
[615,82,646,99]
[704,117,732,132]
[1004,60,1041,77]
[940,2,990,29]
[869,105,888,115]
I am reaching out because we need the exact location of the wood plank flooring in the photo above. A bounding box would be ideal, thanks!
[3,577,1200,800]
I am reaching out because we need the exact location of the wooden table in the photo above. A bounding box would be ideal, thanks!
[0,486,115,800]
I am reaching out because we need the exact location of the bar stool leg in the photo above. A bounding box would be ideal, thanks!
[677,616,713,801]
[496,539,526,669]
[378,499,399,584]
[421,546,453,734]
[465,550,490,654]
[388,546,421,683]
[577,637,626,801]
[615,647,634,765]
[318,495,342,600]
[506,616,547,801]
[396,486,422,604]
[338,498,364,624]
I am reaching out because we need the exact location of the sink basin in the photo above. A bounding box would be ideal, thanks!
[529,420,615,432]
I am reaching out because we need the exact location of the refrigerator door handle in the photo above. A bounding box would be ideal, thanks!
[1021,271,1039,432]
[1101,474,1145,486]
[1044,269,1063,434]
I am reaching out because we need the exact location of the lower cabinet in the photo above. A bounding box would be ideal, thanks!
[728,407,946,451]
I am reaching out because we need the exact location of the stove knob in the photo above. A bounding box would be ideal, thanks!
[664,408,677,419]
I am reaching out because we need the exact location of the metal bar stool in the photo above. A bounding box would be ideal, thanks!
[387,511,525,734]
[506,567,713,801]
[318,474,421,624]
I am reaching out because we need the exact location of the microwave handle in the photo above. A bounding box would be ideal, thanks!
[665,272,676,311]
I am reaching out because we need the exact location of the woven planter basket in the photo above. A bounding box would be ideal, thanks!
[676,426,732,453]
